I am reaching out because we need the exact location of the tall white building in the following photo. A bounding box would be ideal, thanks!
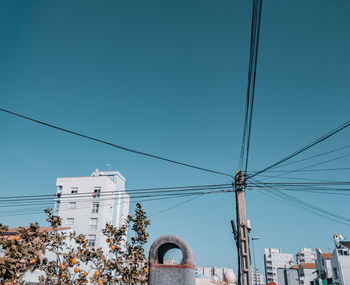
[55,169,129,254]
[264,248,294,284]
[331,234,350,285]
[251,269,265,285]
[315,248,333,283]
[296,248,317,264]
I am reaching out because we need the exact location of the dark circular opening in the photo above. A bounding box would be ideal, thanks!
[158,243,184,264]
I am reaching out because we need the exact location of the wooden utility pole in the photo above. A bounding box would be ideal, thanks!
[235,170,251,285]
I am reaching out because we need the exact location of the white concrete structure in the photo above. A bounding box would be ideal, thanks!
[298,263,317,285]
[195,267,233,282]
[331,234,350,285]
[277,267,299,285]
[251,269,265,285]
[315,248,333,283]
[297,248,317,264]
[264,248,295,284]
[55,169,129,254]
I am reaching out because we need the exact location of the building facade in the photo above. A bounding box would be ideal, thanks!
[297,248,317,264]
[195,267,233,283]
[251,269,265,285]
[55,169,129,254]
[298,263,317,285]
[315,248,333,284]
[330,234,350,285]
[277,267,299,285]
[264,248,295,284]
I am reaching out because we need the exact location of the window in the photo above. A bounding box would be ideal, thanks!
[88,234,96,247]
[344,251,349,256]
[89,218,98,230]
[333,268,339,280]
[92,202,99,213]
[338,250,343,256]
[66,218,74,225]
[71,188,78,194]
[94,187,101,197]
[68,202,76,209]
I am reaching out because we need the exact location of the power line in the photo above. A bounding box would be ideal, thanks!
[0,189,233,217]
[150,195,203,217]
[247,176,350,223]
[249,178,350,226]
[247,173,338,183]
[0,187,234,208]
[252,167,350,173]
[0,107,234,179]
[247,119,350,180]
[0,183,231,201]
[270,144,350,170]
[258,189,350,227]
[238,0,263,175]
[244,0,262,175]
[252,152,350,182]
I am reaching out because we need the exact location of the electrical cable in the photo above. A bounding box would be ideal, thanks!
[253,153,350,182]
[0,184,231,201]
[249,178,350,226]
[238,0,263,175]
[0,189,233,218]
[258,189,350,227]
[150,195,203,217]
[269,144,350,170]
[247,119,350,180]
[244,0,262,175]
[0,107,233,179]
[0,188,234,208]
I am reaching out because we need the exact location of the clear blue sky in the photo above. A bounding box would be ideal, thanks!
[1,0,350,273]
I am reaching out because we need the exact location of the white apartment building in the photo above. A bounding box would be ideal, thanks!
[297,248,317,264]
[55,169,129,254]
[251,269,265,285]
[264,248,295,284]
[315,248,333,283]
[298,263,317,285]
[331,234,350,285]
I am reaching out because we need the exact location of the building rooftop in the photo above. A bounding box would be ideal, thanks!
[340,241,350,249]
[321,253,333,259]
[299,263,316,269]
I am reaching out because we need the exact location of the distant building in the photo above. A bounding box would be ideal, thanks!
[315,248,333,284]
[55,169,129,254]
[277,267,299,285]
[164,258,177,265]
[330,234,350,285]
[298,263,317,285]
[264,248,294,284]
[195,267,233,282]
[251,269,265,285]
[297,248,317,264]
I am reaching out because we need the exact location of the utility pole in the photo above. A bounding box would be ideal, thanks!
[235,170,252,285]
